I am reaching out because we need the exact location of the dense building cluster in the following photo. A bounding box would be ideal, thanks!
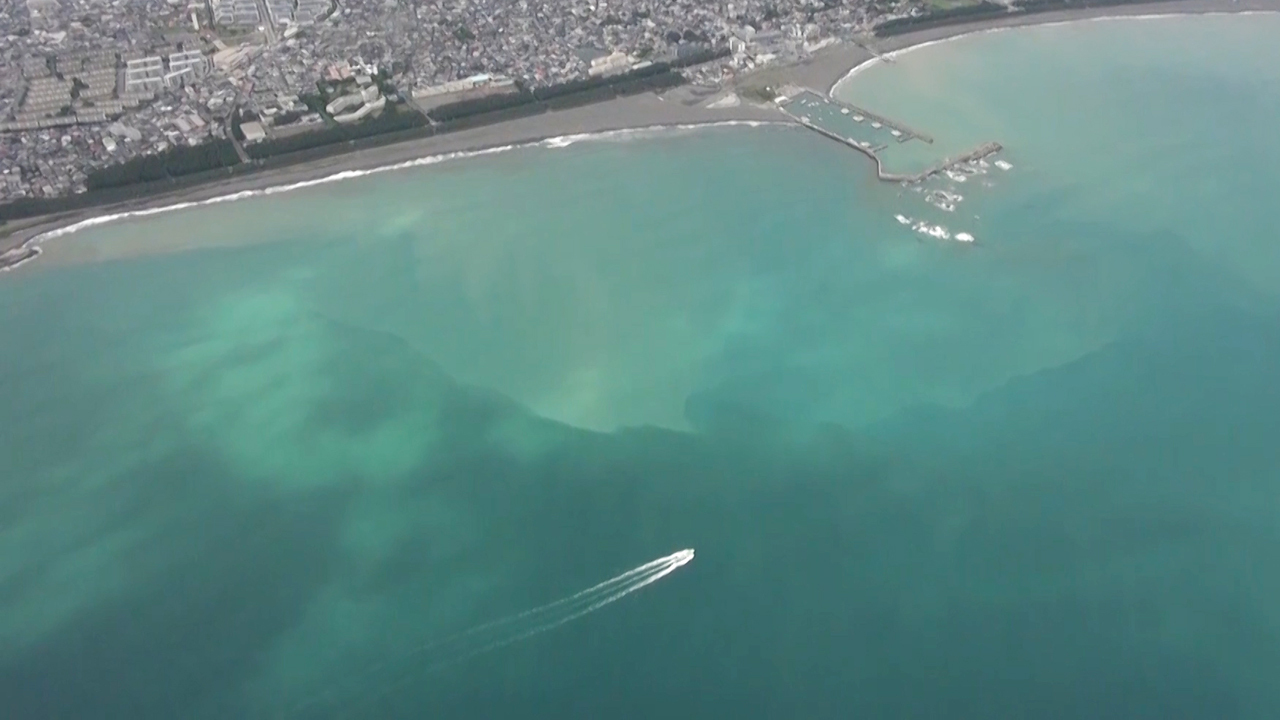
[0,0,922,203]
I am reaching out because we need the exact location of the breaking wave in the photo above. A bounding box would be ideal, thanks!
[6,120,788,271]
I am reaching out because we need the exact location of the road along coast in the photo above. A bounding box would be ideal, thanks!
[0,93,783,270]
[743,0,1274,95]
[2,0,1269,272]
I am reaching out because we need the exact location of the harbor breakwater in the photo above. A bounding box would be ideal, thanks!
[777,88,1003,183]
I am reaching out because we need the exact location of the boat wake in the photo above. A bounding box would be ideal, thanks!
[286,548,694,718]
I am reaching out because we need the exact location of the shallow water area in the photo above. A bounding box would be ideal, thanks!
[3,12,1280,720]
[19,124,1126,433]
[836,12,1280,293]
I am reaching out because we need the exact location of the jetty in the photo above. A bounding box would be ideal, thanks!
[775,88,1001,184]
[793,116,1000,184]
[881,142,1004,183]
[779,85,932,144]
[826,96,932,144]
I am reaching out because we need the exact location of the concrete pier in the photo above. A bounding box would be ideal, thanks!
[820,93,933,144]
[880,142,1004,183]
[777,89,1002,184]
[792,115,1001,184]
[777,87,932,144]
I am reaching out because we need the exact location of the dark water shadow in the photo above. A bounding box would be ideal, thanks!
[6,291,1278,720]
[0,445,352,720]
[315,299,1278,719]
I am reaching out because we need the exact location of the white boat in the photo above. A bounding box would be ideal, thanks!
[955,232,975,243]
[926,189,963,205]
[994,160,1013,171]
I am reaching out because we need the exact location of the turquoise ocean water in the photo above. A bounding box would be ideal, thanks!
[3,13,1280,718]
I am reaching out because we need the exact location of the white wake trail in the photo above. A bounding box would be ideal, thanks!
[426,549,693,666]
[287,548,694,718]
[430,548,694,649]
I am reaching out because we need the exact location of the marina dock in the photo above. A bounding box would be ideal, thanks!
[776,88,1000,184]
[825,96,932,144]
[792,116,1000,184]
[778,86,932,144]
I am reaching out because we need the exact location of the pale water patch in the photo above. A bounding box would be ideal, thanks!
[15,119,1155,434]
[12,129,1138,435]
[155,275,440,493]
[2,13,1280,720]
[835,12,1280,296]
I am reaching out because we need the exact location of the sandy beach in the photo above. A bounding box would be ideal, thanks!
[0,92,787,269]
[1,0,1267,270]
[745,0,1274,93]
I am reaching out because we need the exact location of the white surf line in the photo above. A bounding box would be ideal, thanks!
[288,548,695,718]
[7,120,791,269]
[0,247,41,273]
[830,9,1278,95]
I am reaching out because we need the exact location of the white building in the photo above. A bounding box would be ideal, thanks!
[323,85,385,124]
[264,0,294,25]
[213,45,259,72]
[333,95,385,124]
[164,68,194,89]
[588,52,633,78]
[168,50,209,78]
[411,74,516,111]
[240,120,267,143]
[211,0,261,26]
[124,56,165,94]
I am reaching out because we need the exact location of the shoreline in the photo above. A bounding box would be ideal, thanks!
[831,0,1278,92]
[10,119,793,270]
[728,0,1272,96]
[1,0,1268,272]
[0,93,787,270]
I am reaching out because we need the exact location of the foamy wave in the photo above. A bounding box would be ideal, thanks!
[543,120,779,149]
[0,246,42,273]
[12,119,788,263]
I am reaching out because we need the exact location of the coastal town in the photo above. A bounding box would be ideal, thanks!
[0,0,926,203]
